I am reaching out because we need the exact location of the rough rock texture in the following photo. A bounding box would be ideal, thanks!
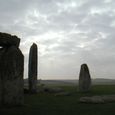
[28,43,38,93]
[0,32,20,47]
[79,95,115,104]
[0,32,24,106]
[0,74,2,106]
[80,96,104,104]
[0,49,3,106]
[1,46,24,105]
[79,64,91,92]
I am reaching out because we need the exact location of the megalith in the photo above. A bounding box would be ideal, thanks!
[0,57,2,105]
[0,32,24,106]
[0,33,20,47]
[0,78,1,106]
[79,64,91,92]
[28,43,38,93]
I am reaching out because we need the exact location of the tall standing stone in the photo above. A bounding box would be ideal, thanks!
[28,43,38,93]
[79,64,91,92]
[0,52,2,106]
[0,78,1,106]
[0,32,24,106]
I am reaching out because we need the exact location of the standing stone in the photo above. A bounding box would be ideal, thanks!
[0,48,4,106]
[28,43,38,93]
[0,79,1,106]
[79,64,91,92]
[0,79,1,105]
[2,47,24,105]
[0,32,24,106]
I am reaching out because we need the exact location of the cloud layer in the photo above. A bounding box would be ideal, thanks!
[0,0,115,79]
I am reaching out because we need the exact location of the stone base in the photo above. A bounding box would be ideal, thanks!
[3,78,24,106]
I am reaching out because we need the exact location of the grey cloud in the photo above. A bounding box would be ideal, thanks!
[0,0,115,79]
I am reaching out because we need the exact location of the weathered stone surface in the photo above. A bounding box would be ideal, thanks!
[28,43,38,93]
[79,96,104,104]
[0,48,5,106]
[0,46,24,106]
[0,32,20,47]
[79,95,115,104]
[101,95,115,102]
[79,64,91,92]
[0,56,1,106]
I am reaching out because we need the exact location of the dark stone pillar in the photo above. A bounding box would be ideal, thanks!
[0,49,3,106]
[28,43,38,93]
[2,46,24,105]
[79,64,91,92]
[0,70,2,106]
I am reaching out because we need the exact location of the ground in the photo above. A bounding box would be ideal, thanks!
[0,85,115,115]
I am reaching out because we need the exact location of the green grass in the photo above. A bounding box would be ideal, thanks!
[1,85,115,115]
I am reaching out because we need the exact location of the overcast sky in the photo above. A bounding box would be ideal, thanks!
[0,0,115,79]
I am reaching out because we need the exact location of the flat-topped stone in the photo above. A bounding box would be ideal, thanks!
[0,32,20,47]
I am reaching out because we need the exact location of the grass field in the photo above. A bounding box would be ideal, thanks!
[1,85,115,115]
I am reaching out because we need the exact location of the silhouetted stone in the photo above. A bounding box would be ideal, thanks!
[0,32,20,47]
[28,43,38,93]
[0,74,2,106]
[79,64,91,92]
[0,46,24,106]
[0,33,24,106]
[0,49,5,106]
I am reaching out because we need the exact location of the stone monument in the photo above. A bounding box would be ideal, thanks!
[0,32,24,106]
[79,64,91,92]
[28,43,38,93]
